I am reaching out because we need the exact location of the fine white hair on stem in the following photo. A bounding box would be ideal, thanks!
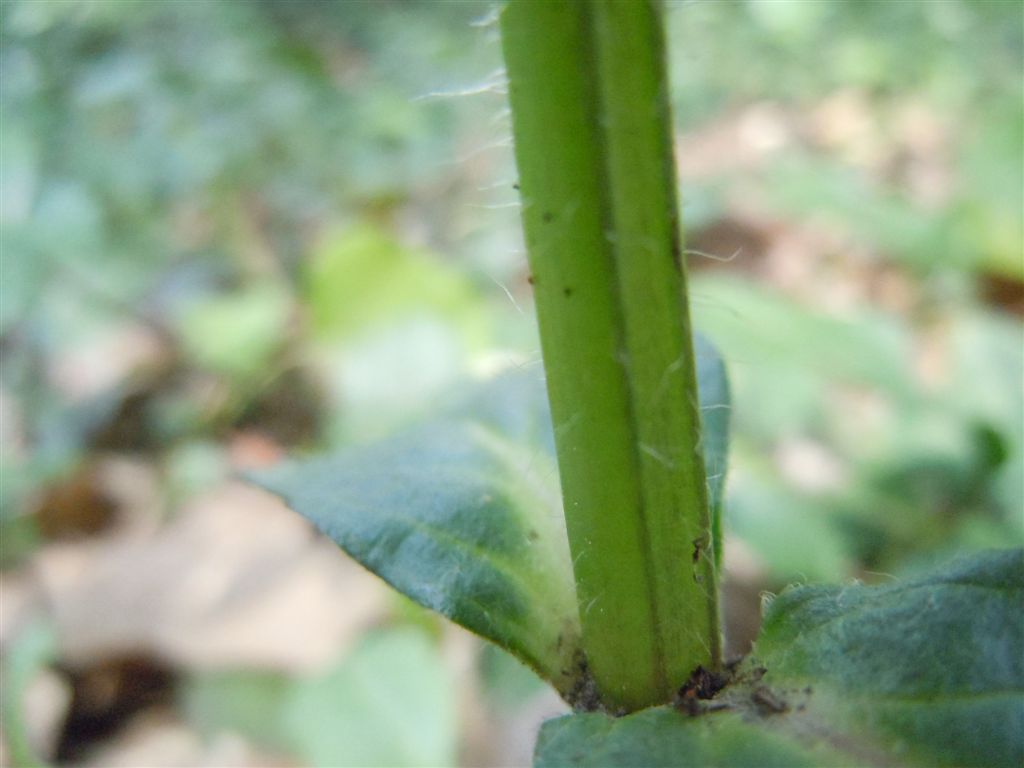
[485,272,526,316]
[469,5,501,28]
[504,351,543,372]
[684,247,743,263]
[465,201,521,210]
[412,68,508,102]
[640,443,676,470]
[554,411,583,444]
[489,106,512,126]
[455,136,513,163]
[476,177,519,192]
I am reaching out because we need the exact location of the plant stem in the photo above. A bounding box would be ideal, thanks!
[501,0,720,712]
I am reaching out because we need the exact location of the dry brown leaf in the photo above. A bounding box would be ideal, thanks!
[34,482,388,672]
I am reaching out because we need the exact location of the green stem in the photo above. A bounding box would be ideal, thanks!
[501,0,720,712]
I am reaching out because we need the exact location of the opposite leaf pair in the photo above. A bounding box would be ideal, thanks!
[253,354,1022,767]
[255,335,728,709]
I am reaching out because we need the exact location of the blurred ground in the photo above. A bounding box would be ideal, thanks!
[1,1,1022,766]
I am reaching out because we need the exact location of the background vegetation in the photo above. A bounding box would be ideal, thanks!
[2,1,1021,765]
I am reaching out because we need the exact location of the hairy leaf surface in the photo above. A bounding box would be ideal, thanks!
[754,547,1024,767]
[254,419,580,697]
[534,548,1023,767]
[253,343,729,701]
[534,708,841,768]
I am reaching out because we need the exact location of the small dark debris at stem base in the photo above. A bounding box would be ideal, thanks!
[673,665,728,716]
[513,182,520,190]
[691,536,705,564]
[683,665,728,699]
[751,685,788,715]
[527,273,536,286]
[566,654,603,712]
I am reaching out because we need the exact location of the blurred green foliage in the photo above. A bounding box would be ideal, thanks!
[1,0,1021,764]
[669,0,1023,279]
[2,620,59,768]
[1,0,509,518]
[185,627,457,767]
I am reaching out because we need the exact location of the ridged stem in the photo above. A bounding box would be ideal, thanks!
[501,0,720,712]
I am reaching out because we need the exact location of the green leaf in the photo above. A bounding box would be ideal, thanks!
[284,629,457,768]
[753,547,1024,768]
[439,369,558,461]
[534,548,1023,767]
[252,418,582,699]
[175,283,291,379]
[1,620,58,768]
[534,708,840,768]
[253,343,729,704]
[479,643,548,711]
[182,670,292,751]
[442,336,729,507]
[695,333,731,568]
[303,224,485,346]
[253,348,728,701]
[691,273,913,399]
[181,629,457,767]
[695,333,731,515]
[726,461,854,583]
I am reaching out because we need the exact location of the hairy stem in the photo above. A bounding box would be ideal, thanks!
[501,0,720,712]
